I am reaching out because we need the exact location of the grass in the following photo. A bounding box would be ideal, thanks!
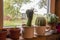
[4,19,27,27]
[4,14,42,27]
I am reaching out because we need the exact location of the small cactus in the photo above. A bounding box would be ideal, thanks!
[45,13,59,24]
[26,9,34,26]
[35,16,46,26]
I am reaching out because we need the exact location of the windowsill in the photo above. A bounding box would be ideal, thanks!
[3,25,22,28]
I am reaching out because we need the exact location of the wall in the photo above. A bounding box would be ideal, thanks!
[50,0,60,21]
[50,0,55,13]
[55,0,60,20]
[0,0,3,29]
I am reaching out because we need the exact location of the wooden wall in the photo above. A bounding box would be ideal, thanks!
[55,0,60,20]
[0,0,3,29]
[50,0,55,13]
[50,0,60,20]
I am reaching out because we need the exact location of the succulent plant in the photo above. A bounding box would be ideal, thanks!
[26,9,34,26]
[45,13,59,24]
[35,16,46,26]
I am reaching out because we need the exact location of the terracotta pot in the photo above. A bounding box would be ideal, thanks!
[36,26,46,36]
[22,27,34,38]
[10,28,20,40]
[0,30,7,40]
[51,24,56,30]
[49,24,56,30]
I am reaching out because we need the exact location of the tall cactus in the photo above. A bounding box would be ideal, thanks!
[35,16,46,26]
[26,9,34,26]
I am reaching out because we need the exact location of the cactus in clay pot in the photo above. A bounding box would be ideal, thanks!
[45,13,59,31]
[35,16,46,35]
[22,9,34,38]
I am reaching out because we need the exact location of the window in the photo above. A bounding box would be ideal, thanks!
[3,0,50,28]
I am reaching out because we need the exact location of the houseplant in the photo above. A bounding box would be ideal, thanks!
[22,8,34,38]
[9,26,20,40]
[45,13,59,30]
[0,29,7,40]
[35,16,46,36]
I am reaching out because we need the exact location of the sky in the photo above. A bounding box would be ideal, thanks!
[20,0,47,15]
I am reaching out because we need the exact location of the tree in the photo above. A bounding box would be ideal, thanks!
[4,0,30,19]
[38,0,47,9]
[4,0,47,19]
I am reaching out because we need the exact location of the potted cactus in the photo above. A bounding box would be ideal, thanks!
[9,26,20,40]
[22,8,34,38]
[45,13,59,30]
[0,29,7,40]
[35,16,46,36]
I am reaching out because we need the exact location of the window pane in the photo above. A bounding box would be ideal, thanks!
[3,0,49,27]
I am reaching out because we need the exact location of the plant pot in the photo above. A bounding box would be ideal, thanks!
[49,23,56,30]
[10,28,20,40]
[49,24,57,33]
[22,27,34,38]
[51,24,56,30]
[0,30,7,40]
[36,26,46,36]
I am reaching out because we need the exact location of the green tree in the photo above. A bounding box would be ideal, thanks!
[38,0,47,9]
[4,0,30,19]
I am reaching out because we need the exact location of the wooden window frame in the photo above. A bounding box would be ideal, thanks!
[0,0,3,28]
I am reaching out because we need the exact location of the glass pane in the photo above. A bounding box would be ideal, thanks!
[3,0,49,28]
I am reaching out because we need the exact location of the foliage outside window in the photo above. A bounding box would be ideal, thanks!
[4,0,48,27]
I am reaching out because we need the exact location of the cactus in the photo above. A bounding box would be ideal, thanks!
[45,13,59,24]
[26,9,34,26]
[35,16,46,26]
